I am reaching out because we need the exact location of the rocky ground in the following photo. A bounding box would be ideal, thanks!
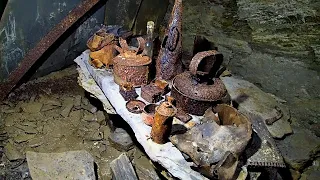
[0,66,162,180]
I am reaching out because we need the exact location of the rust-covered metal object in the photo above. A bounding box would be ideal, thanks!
[171,50,230,115]
[151,101,177,144]
[141,84,163,103]
[126,100,146,114]
[155,0,183,80]
[170,104,252,179]
[119,83,138,101]
[113,38,151,87]
[141,103,157,126]
[87,29,116,51]
[175,109,192,123]
[154,79,170,95]
[0,0,104,101]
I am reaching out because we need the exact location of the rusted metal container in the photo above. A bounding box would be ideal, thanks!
[151,101,177,144]
[113,38,151,87]
[155,0,183,80]
[171,50,230,115]
[141,84,163,103]
[141,103,157,126]
[119,83,138,101]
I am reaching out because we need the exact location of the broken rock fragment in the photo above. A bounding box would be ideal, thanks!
[108,128,133,151]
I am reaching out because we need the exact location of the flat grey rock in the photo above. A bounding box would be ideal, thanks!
[108,128,133,152]
[21,102,43,113]
[61,104,74,118]
[26,150,96,180]
[110,153,138,180]
[221,76,293,138]
[4,141,24,161]
[277,128,320,170]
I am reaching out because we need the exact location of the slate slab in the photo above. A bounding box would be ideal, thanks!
[108,128,133,152]
[26,150,96,180]
[110,153,138,180]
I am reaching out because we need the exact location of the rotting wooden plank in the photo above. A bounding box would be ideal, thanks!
[0,0,106,101]
[110,153,138,180]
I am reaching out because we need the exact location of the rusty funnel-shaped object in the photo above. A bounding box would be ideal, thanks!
[156,0,183,80]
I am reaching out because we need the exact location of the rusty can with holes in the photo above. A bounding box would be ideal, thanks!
[171,50,230,116]
[113,38,151,87]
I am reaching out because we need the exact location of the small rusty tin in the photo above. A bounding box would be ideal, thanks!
[113,38,151,87]
[119,84,138,101]
[171,50,230,116]
[141,103,157,126]
[141,84,163,103]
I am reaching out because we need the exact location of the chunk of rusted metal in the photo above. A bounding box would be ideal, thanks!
[171,50,230,115]
[0,0,105,101]
[126,100,146,114]
[141,84,163,103]
[119,83,138,101]
[175,109,192,123]
[113,38,151,87]
[155,0,183,80]
[151,101,177,144]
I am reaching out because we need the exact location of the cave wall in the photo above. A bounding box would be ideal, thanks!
[182,0,320,128]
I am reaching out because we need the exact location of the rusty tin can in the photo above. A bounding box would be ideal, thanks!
[113,38,151,87]
[171,50,230,115]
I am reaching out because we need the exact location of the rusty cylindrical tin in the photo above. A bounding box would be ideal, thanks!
[151,102,177,144]
[171,50,230,116]
[113,38,151,87]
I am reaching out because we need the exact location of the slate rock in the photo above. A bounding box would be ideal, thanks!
[277,127,320,170]
[110,153,138,180]
[21,102,43,113]
[14,134,36,143]
[108,128,134,151]
[133,149,160,180]
[60,104,74,118]
[26,150,96,180]
[74,95,82,107]
[96,111,106,124]
[69,110,83,127]
[4,142,24,161]
[300,168,320,180]
[15,124,38,134]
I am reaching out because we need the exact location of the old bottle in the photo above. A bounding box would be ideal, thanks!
[144,21,155,59]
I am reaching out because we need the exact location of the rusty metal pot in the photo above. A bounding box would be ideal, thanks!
[171,50,230,115]
[113,38,151,87]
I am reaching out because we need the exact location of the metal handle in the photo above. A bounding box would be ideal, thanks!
[189,50,221,76]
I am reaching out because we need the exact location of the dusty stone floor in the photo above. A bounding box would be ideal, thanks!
[0,65,162,180]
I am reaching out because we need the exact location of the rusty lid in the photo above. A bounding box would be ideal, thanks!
[173,73,227,101]
[155,102,177,117]
[113,53,151,66]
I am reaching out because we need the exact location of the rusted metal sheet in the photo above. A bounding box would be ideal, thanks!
[0,0,105,100]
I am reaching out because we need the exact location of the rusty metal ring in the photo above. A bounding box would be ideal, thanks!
[189,50,222,76]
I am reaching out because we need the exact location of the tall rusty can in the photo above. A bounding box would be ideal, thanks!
[151,101,177,144]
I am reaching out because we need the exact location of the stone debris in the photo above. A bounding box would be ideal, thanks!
[96,111,106,124]
[110,153,138,180]
[4,141,25,161]
[26,150,96,180]
[277,127,320,171]
[20,102,43,113]
[108,128,134,152]
[60,104,74,118]
[28,136,44,148]
[74,95,82,107]
[133,149,161,180]
[14,134,36,143]
[15,124,38,134]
